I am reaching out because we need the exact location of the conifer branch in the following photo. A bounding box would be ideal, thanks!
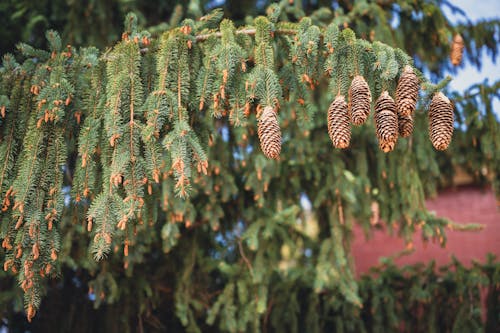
[0,120,15,201]
[12,124,44,228]
[194,28,297,42]
[1,7,498,325]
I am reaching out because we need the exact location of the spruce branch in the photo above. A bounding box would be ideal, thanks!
[1,4,496,325]
[194,28,298,42]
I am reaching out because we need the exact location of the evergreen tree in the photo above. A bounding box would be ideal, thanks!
[0,0,499,331]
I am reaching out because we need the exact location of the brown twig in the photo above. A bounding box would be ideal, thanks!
[263,297,275,333]
[238,238,254,277]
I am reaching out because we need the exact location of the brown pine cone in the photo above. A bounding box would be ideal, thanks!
[429,92,454,150]
[396,65,419,117]
[258,106,282,159]
[375,91,398,152]
[450,33,464,66]
[398,114,414,138]
[328,95,351,149]
[348,75,372,126]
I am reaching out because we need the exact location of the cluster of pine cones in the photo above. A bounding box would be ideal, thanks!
[327,65,454,153]
[257,65,454,159]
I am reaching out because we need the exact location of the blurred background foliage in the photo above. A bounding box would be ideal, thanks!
[0,0,499,332]
[1,0,499,76]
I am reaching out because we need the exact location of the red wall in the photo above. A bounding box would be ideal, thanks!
[352,186,500,275]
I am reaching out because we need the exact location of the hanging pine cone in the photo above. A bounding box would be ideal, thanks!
[258,106,281,159]
[398,114,414,138]
[395,65,419,117]
[375,91,398,153]
[450,33,464,66]
[348,75,372,126]
[429,92,454,150]
[328,95,351,149]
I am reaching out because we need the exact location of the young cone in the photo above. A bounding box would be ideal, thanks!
[328,95,351,149]
[429,92,454,150]
[450,33,464,66]
[395,66,419,117]
[258,106,282,159]
[398,114,414,138]
[375,91,398,152]
[348,75,372,125]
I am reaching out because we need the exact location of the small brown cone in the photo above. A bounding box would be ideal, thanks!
[258,106,281,159]
[396,66,419,117]
[398,114,414,138]
[348,75,372,125]
[27,304,36,322]
[450,33,464,66]
[375,91,398,152]
[429,92,454,150]
[328,95,351,149]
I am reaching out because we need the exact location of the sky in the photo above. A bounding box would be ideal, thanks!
[443,0,500,93]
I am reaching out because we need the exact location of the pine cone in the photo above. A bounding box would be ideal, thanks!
[348,75,372,125]
[398,114,414,138]
[375,91,398,152]
[395,66,419,117]
[429,92,454,150]
[450,33,464,66]
[258,106,281,159]
[328,95,351,149]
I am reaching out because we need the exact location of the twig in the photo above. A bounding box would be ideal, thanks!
[336,190,345,225]
[238,238,254,277]
[138,314,144,333]
[263,297,274,333]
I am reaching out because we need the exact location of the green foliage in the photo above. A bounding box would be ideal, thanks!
[1,250,498,332]
[450,80,500,197]
[0,0,498,330]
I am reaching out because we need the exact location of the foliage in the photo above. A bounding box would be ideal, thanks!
[449,80,500,198]
[1,253,499,332]
[1,0,499,75]
[0,0,499,330]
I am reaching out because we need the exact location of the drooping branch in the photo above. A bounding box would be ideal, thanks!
[0,7,496,325]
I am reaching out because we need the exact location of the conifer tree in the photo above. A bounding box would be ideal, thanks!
[0,0,499,331]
